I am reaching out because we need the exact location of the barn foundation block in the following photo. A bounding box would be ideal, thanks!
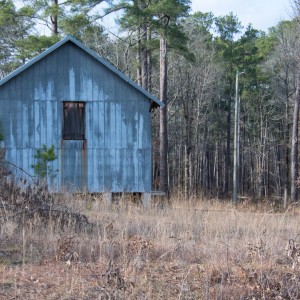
[103,192,112,205]
[141,193,151,208]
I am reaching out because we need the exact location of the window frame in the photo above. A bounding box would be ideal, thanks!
[62,101,86,140]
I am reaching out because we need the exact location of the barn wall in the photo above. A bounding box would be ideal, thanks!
[0,42,152,192]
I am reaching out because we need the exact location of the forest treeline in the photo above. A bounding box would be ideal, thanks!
[1,0,300,203]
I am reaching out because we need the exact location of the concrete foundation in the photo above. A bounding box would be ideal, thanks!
[141,193,151,208]
[103,192,112,205]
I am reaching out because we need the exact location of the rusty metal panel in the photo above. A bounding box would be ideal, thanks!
[16,149,22,177]
[144,148,152,192]
[103,148,112,191]
[46,101,53,146]
[8,101,16,149]
[0,39,155,193]
[33,101,41,147]
[16,100,23,148]
[0,100,10,145]
[53,101,60,145]
[85,102,93,148]
[120,100,128,149]
[125,149,134,192]
[140,102,152,148]
[61,140,86,191]
[137,149,145,191]
[14,76,21,101]
[104,101,111,149]
[115,75,145,102]
[21,99,29,148]
[69,44,78,100]
[58,46,69,100]
[138,148,152,192]
[22,148,29,177]
[120,149,128,191]
[26,66,33,100]
[110,148,117,191]
[109,102,116,149]
[82,51,93,101]
[40,101,47,146]
[125,108,134,149]
[27,100,35,148]
[92,63,100,100]
[2,81,9,99]
[96,148,105,190]
[115,103,122,149]
[87,149,95,191]
[98,102,105,149]
[88,101,104,149]
[114,149,122,192]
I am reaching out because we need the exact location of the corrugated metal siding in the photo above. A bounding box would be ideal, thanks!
[0,42,152,192]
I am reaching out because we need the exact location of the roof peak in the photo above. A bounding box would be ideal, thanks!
[0,35,163,108]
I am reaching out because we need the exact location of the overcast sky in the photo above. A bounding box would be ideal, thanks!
[191,0,292,32]
[17,0,293,35]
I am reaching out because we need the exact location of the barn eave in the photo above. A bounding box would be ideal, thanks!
[0,35,164,108]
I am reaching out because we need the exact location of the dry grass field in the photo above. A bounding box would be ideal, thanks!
[1,190,300,299]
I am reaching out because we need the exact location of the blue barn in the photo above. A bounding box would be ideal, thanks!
[0,36,162,196]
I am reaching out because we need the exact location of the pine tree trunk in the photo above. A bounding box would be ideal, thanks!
[159,36,168,193]
[284,85,290,204]
[51,0,58,36]
[141,25,148,90]
[147,28,152,92]
[291,70,300,202]
[137,27,142,86]
[225,96,231,194]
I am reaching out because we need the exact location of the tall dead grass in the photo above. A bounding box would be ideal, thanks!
[1,190,300,299]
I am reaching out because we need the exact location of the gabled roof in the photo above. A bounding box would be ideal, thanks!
[0,35,163,108]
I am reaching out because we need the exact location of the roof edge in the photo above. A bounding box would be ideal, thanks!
[0,35,164,108]
[0,36,70,87]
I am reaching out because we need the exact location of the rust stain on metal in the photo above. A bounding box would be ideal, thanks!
[60,139,64,187]
[82,139,87,188]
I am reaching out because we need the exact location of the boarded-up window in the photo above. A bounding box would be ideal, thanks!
[63,102,85,140]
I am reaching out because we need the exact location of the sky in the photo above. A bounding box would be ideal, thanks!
[15,0,293,35]
[191,0,292,32]
[98,0,293,36]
